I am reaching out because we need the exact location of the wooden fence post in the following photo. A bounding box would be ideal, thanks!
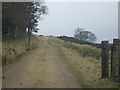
[116,40,120,82]
[111,39,119,79]
[111,43,114,78]
[101,41,109,78]
[111,39,120,82]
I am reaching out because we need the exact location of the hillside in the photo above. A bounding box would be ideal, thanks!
[2,36,119,88]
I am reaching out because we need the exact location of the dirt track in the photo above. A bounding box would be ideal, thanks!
[2,36,81,88]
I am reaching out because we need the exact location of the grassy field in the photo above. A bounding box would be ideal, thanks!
[2,35,38,65]
[48,37,119,88]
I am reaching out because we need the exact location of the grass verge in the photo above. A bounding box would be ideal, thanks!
[2,34,38,66]
[48,37,119,88]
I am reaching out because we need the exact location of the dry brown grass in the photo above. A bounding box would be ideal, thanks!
[2,35,38,65]
[48,37,119,88]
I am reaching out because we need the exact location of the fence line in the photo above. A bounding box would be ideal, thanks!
[101,39,120,82]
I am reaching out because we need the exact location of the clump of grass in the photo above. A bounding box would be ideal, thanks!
[2,35,38,65]
[49,37,101,60]
[64,42,101,60]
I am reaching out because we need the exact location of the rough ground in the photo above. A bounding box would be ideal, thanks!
[2,36,81,88]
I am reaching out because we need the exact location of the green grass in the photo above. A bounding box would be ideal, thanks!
[48,37,119,88]
[2,34,38,65]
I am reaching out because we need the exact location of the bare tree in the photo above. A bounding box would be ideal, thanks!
[74,28,97,43]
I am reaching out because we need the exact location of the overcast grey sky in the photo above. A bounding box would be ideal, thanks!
[37,2,118,43]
